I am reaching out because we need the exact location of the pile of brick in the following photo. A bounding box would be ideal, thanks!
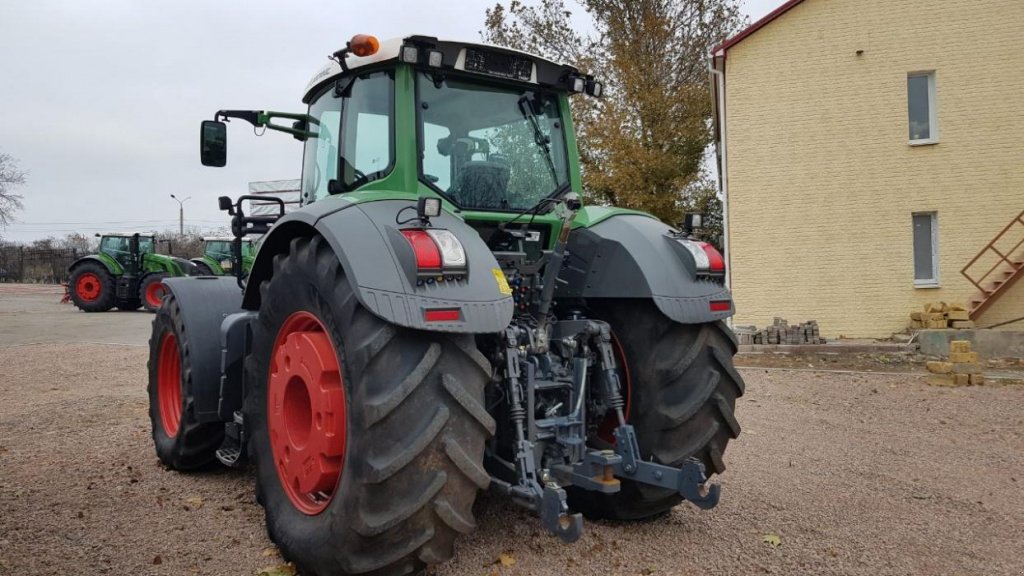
[734,318,825,345]
[909,302,975,330]
[925,340,985,386]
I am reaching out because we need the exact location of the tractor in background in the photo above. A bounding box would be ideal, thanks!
[148,34,743,576]
[191,237,255,277]
[68,232,197,312]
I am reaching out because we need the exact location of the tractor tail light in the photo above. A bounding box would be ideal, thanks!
[676,239,725,277]
[401,230,442,270]
[698,242,725,274]
[401,229,467,274]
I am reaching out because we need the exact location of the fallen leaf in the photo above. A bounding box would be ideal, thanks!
[256,564,295,576]
[762,533,782,547]
[152,555,162,565]
[261,547,280,557]
[498,552,516,567]
[185,496,204,509]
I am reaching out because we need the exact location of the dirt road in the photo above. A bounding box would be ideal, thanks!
[1,292,1023,575]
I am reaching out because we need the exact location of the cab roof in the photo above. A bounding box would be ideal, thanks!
[201,236,251,242]
[303,35,581,102]
[95,232,155,238]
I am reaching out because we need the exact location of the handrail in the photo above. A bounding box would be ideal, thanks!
[960,209,1024,294]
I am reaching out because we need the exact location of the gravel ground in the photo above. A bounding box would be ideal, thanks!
[2,293,1023,575]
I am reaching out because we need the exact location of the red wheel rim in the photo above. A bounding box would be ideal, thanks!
[268,311,347,515]
[76,272,102,302]
[157,333,183,437]
[597,333,632,444]
[145,281,166,308]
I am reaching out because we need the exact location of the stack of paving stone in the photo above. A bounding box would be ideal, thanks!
[925,340,985,386]
[734,318,825,345]
[909,302,975,330]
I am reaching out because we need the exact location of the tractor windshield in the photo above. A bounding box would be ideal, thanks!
[416,73,570,211]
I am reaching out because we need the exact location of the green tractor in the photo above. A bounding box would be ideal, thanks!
[191,237,255,276]
[68,232,198,312]
[149,34,743,576]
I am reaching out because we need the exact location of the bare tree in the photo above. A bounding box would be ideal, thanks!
[0,152,27,229]
[483,0,744,224]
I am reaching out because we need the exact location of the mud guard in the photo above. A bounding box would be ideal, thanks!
[160,276,243,422]
[242,198,515,334]
[559,214,734,324]
[68,254,122,275]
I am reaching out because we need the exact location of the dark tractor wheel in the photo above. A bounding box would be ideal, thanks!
[194,262,215,276]
[568,300,744,521]
[68,261,115,312]
[146,291,225,469]
[116,299,142,311]
[140,273,168,312]
[245,236,494,576]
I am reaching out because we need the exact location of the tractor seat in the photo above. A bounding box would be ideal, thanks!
[454,160,510,209]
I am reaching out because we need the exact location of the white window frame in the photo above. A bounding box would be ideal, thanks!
[908,71,938,146]
[912,211,940,288]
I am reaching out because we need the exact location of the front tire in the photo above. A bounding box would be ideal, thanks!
[147,292,225,469]
[246,236,494,576]
[568,300,744,520]
[68,262,115,312]
[140,273,168,312]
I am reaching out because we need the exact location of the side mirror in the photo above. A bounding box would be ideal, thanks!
[200,120,227,167]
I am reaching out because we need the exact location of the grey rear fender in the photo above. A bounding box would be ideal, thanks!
[559,214,734,324]
[242,198,514,333]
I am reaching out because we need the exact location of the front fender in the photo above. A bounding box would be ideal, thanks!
[243,198,514,333]
[559,214,734,324]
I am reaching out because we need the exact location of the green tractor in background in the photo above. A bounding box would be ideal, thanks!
[68,232,198,312]
[191,237,256,276]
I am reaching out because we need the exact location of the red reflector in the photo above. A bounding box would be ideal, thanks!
[424,308,461,322]
[401,230,442,270]
[709,300,731,312]
[698,242,725,273]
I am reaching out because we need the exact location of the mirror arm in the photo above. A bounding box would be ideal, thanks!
[214,110,309,140]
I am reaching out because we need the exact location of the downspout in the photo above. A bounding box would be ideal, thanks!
[708,53,731,295]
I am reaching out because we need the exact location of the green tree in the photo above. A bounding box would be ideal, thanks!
[0,152,27,230]
[483,0,744,225]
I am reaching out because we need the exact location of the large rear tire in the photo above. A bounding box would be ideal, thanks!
[68,262,115,312]
[568,300,744,520]
[246,235,494,576]
[146,292,225,469]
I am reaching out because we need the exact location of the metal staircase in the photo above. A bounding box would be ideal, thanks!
[961,210,1024,320]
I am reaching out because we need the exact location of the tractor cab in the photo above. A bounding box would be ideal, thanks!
[97,232,155,271]
[200,35,602,260]
[192,236,255,276]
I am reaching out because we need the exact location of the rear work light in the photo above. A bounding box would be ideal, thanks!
[676,239,726,277]
[400,229,467,276]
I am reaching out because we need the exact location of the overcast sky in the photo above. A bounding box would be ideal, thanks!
[0,0,781,242]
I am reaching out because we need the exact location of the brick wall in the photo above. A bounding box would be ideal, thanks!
[724,0,1024,337]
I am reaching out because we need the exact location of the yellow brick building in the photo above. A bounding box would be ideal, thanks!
[710,0,1024,338]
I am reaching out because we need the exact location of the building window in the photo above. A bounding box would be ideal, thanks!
[908,72,937,145]
[913,212,939,287]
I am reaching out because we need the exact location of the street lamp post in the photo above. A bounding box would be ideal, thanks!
[169,194,191,235]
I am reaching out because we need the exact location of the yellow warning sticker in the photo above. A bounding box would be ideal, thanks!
[492,268,512,296]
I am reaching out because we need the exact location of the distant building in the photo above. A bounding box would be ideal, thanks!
[711,0,1023,337]
[249,179,300,215]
